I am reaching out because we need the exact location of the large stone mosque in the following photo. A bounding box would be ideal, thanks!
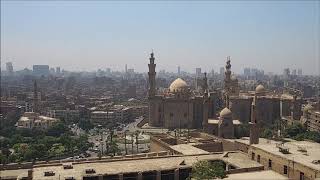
[147,52,302,139]
[147,52,213,130]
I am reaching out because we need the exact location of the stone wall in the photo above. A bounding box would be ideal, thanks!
[248,146,319,180]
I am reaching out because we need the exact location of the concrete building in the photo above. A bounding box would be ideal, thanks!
[90,106,131,125]
[235,138,320,180]
[33,65,49,76]
[49,109,80,122]
[6,62,13,75]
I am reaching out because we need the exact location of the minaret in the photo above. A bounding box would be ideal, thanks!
[224,56,232,85]
[202,72,208,95]
[249,94,259,144]
[148,51,156,97]
[33,80,39,113]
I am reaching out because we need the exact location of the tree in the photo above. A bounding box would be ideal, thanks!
[191,160,226,180]
[235,123,249,138]
[78,119,94,132]
[46,122,67,137]
[284,123,305,138]
[260,128,273,139]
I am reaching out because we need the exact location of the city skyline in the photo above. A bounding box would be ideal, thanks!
[1,1,319,75]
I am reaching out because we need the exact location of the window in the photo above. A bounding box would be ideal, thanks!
[251,152,255,160]
[283,165,288,175]
[268,159,272,168]
[257,155,260,163]
[300,172,304,180]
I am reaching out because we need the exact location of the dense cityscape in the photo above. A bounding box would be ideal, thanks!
[1,1,320,180]
[1,53,320,179]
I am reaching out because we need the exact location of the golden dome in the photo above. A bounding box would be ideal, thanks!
[220,107,232,118]
[255,84,265,94]
[169,78,188,92]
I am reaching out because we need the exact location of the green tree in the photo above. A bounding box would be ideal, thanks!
[260,128,273,139]
[284,123,305,138]
[78,119,94,131]
[191,160,226,180]
[46,122,67,137]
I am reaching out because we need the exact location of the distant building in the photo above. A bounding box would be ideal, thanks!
[283,68,290,78]
[195,68,201,76]
[244,67,251,77]
[298,69,302,76]
[177,66,181,75]
[6,62,14,76]
[56,67,61,74]
[292,69,297,76]
[220,67,224,77]
[50,68,55,74]
[49,109,80,122]
[33,65,49,76]
[91,105,131,125]
[16,112,59,130]
[126,85,136,98]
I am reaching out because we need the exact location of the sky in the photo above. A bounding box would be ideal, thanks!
[1,1,319,75]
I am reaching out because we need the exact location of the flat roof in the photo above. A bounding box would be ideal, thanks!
[224,170,288,180]
[235,138,320,171]
[0,169,29,179]
[170,144,210,155]
[28,152,261,180]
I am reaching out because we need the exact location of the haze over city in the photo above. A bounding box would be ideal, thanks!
[1,1,319,75]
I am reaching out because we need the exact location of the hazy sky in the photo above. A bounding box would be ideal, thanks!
[1,1,319,74]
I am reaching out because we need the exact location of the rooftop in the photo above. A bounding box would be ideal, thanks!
[234,138,320,171]
[224,170,288,180]
[29,152,261,180]
[170,144,210,155]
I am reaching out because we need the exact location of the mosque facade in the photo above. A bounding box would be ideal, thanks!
[147,52,215,130]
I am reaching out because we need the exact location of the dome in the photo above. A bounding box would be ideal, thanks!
[169,78,188,92]
[255,84,265,94]
[303,104,314,112]
[220,107,232,118]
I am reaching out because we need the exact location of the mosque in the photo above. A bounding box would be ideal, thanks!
[147,52,214,130]
[147,52,301,139]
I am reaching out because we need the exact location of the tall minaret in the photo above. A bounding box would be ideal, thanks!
[250,94,259,144]
[148,52,156,97]
[202,72,208,95]
[224,56,232,102]
[33,80,39,113]
[225,56,231,83]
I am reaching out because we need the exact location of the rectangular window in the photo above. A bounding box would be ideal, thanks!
[300,172,304,180]
[283,165,288,175]
[251,152,255,160]
[257,155,260,163]
[268,159,272,168]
